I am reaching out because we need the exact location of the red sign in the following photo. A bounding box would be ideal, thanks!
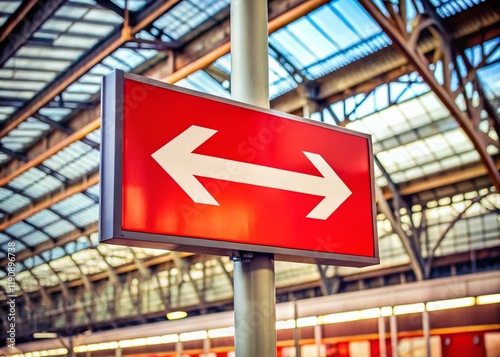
[99,70,378,266]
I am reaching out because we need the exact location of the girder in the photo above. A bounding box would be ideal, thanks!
[0,0,183,140]
[358,0,500,191]
[374,158,425,281]
[0,0,65,67]
[424,190,495,279]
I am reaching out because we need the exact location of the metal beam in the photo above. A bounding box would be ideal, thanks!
[0,171,99,231]
[375,183,424,281]
[0,0,327,186]
[0,17,489,188]
[0,0,64,66]
[374,156,425,281]
[0,120,100,186]
[0,0,183,140]
[0,0,37,43]
[424,191,493,278]
[358,0,500,191]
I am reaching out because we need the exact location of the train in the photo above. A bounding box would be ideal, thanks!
[2,271,499,357]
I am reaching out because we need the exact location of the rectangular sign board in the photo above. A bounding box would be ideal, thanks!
[99,70,379,267]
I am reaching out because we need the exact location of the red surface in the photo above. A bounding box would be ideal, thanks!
[441,332,486,357]
[121,78,375,258]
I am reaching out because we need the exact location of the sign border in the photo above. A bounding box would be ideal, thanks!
[99,70,379,267]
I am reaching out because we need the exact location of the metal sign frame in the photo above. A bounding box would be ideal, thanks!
[99,69,379,267]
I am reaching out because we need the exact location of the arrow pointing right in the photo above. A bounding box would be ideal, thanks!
[152,125,352,220]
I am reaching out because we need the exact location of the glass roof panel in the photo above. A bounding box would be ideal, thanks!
[0,80,46,91]
[478,62,500,100]
[21,230,51,247]
[58,148,100,179]
[86,129,101,144]
[270,0,388,80]
[0,89,36,100]
[1,240,25,254]
[9,167,64,199]
[153,0,229,41]
[54,4,88,19]
[43,220,76,237]
[83,7,123,23]
[0,68,57,82]
[38,107,73,121]
[85,184,100,198]
[68,22,115,36]
[0,117,51,152]
[26,209,60,228]
[43,140,95,172]
[54,35,99,48]
[70,204,99,227]
[31,264,59,287]
[50,255,81,282]
[112,48,147,69]
[15,270,38,292]
[269,55,297,99]
[72,249,107,275]
[52,193,95,216]
[111,0,150,11]
[375,126,479,183]
[4,57,73,71]
[176,70,229,98]
[42,246,67,261]
[432,0,487,18]
[6,221,34,238]
[0,190,30,213]
[98,244,134,267]
[0,1,22,27]
[40,19,73,33]
[0,233,9,245]
[24,174,64,199]
[332,0,382,38]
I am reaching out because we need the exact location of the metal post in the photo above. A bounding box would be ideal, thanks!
[234,254,276,357]
[314,324,322,357]
[203,337,211,356]
[115,346,122,357]
[231,0,269,108]
[378,316,387,357]
[176,341,183,357]
[422,310,430,357]
[231,1,276,357]
[390,314,398,357]
[293,299,301,357]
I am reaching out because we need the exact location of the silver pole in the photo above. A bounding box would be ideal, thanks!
[203,337,211,356]
[314,324,322,357]
[176,341,182,357]
[422,310,430,357]
[233,254,276,357]
[231,0,275,357]
[378,316,387,357]
[230,0,269,108]
[390,314,399,357]
[293,299,301,357]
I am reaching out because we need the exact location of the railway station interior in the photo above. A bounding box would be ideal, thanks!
[0,0,500,356]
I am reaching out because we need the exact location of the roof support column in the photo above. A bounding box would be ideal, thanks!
[231,1,276,356]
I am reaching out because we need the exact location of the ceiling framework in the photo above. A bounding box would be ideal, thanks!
[358,0,500,190]
[0,0,498,343]
[0,5,497,238]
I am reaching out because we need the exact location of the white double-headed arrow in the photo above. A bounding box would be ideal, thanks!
[151,125,351,220]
